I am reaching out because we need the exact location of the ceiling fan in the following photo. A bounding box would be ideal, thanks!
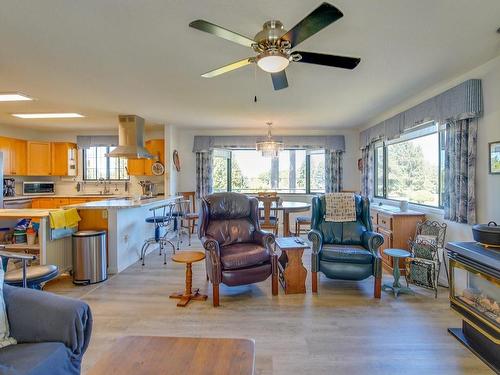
[189,2,360,91]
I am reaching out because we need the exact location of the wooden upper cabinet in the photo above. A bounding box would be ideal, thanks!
[127,139,164,176]
[27,141,52,176]
[10,139,27,176]
[51,142,77,176]
[144,139,164,176]
[0,136,12,175]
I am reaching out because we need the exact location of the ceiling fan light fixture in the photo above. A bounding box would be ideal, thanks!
[256,51,289,73]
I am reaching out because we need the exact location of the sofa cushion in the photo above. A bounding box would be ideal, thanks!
[220,243,270,270]
[206,218,255,247]
[0,342,74,375]
[320,244,373,264]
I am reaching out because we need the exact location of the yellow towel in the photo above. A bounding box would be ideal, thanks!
[49,210,66,229]
[64,208,81,228]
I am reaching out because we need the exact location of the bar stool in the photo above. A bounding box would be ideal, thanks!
[174,199,192,249]
[0,249,59,289]
[295,216,311,236]
[140,202,177,266]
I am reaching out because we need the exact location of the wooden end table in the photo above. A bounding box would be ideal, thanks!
[88,336,255,375]
[382,248,414,298]
[275,237,309,294]
[170,251,207,307]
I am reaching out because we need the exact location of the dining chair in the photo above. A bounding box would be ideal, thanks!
[179,191,198,234]
[257,195,280,235]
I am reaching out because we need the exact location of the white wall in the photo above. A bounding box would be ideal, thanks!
[360,54,500,242]
[175,127,360,194]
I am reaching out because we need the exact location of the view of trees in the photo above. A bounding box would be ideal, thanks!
[212,150,326,193]
[386,136,439,206]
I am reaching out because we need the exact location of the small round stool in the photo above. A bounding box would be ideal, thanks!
[382,248,414,298]
[170,251,207,307]
[4,265,59,289]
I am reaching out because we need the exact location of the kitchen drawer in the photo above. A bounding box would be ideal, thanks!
[53,198,70,208]
[377,213,393,230]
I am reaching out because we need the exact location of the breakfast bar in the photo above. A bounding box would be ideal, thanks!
[66,195,181,273]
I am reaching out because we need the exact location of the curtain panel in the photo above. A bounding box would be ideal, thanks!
[325,150,343,193]
[359,79,483,148]
[444,118,477,224]
[360,145,374,199]
[195,151,213,199]
[192,135,345,152]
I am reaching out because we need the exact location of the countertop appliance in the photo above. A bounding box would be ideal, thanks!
[23,181,56,195]
[139,180,156,198]
[3,178,15,197]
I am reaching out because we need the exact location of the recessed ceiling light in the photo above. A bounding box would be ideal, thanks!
[12,113,85,119]
[0,92,33,102]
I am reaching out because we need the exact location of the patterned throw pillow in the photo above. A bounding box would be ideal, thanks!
[324,193,356,222]
[0,257,16,348]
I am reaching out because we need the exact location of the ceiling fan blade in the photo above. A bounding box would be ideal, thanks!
[271,70,288,90]
[294,51,360,69]
[201,58,254,78]
[280,3,343,48]
[189,20,255,48]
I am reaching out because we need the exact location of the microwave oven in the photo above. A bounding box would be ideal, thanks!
[23,181,56,195]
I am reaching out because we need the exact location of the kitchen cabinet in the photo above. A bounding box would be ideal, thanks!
[0,137,12,175]
[27,141,52,176]
[51,142,77,176]
[127,139,164,176]
[32,198,55,209]
[9,139,27,176]
[371,206,425,275]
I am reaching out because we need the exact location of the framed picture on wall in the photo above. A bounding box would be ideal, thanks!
[489,141,500,174]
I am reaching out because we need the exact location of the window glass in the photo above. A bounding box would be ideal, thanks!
[374,145,384,197]
[309,151,325,193]
[218,149,324,194]
[386,132,440,207]
[213,150,229,192]
[83,146,128,180]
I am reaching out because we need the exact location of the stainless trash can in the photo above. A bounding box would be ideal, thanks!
[72,230,107,285]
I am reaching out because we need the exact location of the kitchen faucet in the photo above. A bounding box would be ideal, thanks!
[97,178,111,195]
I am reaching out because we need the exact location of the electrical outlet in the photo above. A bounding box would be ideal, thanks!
[102,210,108,219]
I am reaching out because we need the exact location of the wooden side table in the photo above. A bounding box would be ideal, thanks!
[275,237,309,294]
[170,251,207,307]
[382,248,414,298]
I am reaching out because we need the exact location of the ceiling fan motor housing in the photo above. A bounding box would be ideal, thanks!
[253,20,291,55]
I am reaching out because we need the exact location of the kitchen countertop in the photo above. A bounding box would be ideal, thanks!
[4,194,126,201]
[0,209,57,218]
[63,195,181,209]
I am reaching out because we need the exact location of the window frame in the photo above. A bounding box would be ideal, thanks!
[373,126,444,209]
[212,148,324,194]
[82,146,129,181]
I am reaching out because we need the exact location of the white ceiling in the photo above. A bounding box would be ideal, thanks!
[0,0,499,131]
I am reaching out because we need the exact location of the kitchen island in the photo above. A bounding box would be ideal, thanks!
[65,195,181,274]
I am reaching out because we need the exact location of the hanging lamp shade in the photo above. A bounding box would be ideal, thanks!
[256,122,284,158]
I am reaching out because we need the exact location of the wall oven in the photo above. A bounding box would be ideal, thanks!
[23,181,56,195]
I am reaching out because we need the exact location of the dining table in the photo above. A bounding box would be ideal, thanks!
[258,200,311,237]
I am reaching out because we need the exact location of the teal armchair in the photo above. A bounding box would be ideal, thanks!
[308,195,384,298]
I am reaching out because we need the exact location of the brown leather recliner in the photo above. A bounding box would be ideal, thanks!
[199,192,278,307]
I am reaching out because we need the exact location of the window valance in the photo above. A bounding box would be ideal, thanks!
[76,135,118,148]
[192,135,345,153]
[359,79,483,148]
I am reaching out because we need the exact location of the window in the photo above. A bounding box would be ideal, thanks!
[212,149,325,194]
[374,125,445,207]
[83,146,128,180]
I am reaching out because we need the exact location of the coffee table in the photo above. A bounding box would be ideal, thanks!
[382,248,414,298]
[275,237,309,294]
[88,336,255,375]
[170,251,207,307]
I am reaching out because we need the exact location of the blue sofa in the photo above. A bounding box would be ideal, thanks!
[0,285,92,375]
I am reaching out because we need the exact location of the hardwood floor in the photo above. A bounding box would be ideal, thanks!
[46,238,493,375]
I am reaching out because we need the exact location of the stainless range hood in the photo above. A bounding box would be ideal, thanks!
[107,115,154,159]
